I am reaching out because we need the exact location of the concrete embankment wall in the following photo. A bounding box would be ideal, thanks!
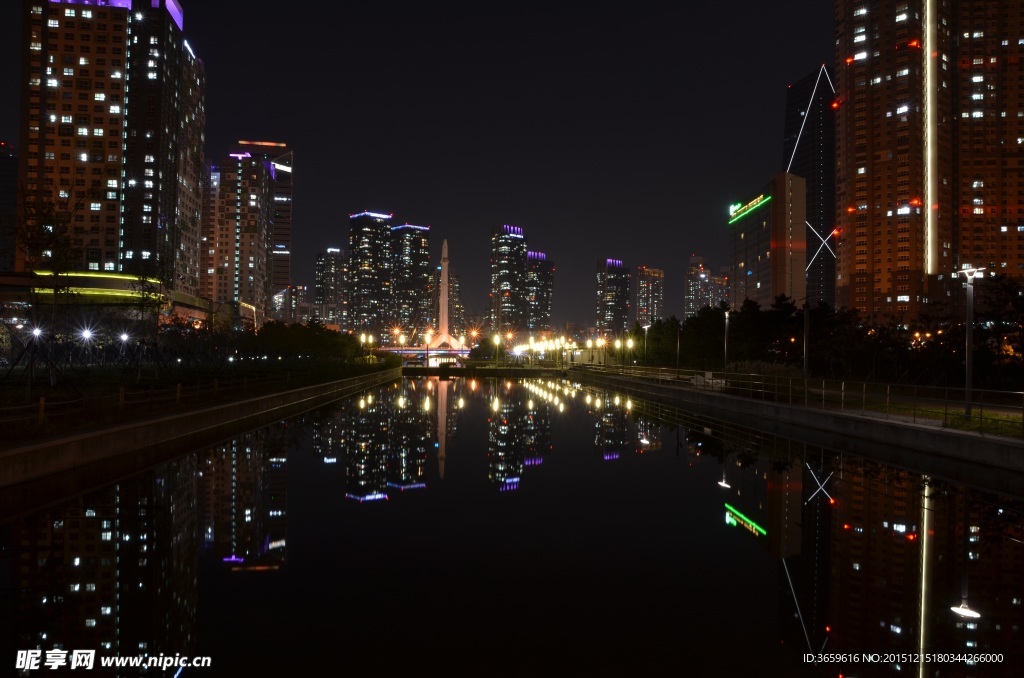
[572,370,1024,497]
[1,368,401,494]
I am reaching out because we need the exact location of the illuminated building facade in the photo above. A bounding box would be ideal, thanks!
[783,65,836,307]
[200,149,273,322]
[235,141,293,317]
[595,258,630,335]
[389,223,430,340]
[633,265,664,327]
[729,172,807,309]
[16,1,205,296]
[314,247,346,326]
[835,0,1024,320]
[347,211,393,336]
[684,255,716,318]
[526,250,554,332]
[489,224,528,334]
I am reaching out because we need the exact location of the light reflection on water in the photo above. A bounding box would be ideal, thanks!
[2,377,1021,677]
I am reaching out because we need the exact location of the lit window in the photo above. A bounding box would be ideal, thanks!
[94,93,106,101]
[90,203,101,211]
[896,13,906,21]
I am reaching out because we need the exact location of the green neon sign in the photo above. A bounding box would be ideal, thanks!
[727,194,772,224]
[724,502,767,537]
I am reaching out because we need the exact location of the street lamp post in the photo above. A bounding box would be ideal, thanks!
[643,324,651,366]
[493,334,501,367]
[954,267,985,417]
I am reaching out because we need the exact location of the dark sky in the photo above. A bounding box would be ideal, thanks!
[0,2,834,326]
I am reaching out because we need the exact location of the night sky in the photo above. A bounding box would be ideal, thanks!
[0,2,834,326]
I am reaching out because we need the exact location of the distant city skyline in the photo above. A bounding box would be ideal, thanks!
[0,2,835,326]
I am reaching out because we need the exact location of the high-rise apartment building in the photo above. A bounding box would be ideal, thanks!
[729,172,807,309]
[633,265,664,327]
[684,255,716,318]
[390,223,430,341]
[236,141,293,302]
[525,250,554,332]
[595,258,630,336]
[16,0,205,295]
[834,0,1024,321]
[489,224,528,334]
[783,65,836,308]
[314,247,346,326]
[347,211,392,335]
[200,149,274,324]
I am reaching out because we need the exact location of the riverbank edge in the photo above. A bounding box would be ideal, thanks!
[571,368,1024,498]
[1,367,402,493]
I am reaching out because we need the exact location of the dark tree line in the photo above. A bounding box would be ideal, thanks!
[626,276,1024,389]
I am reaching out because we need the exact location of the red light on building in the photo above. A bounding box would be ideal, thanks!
[906,533,918,541]
[909,198,922,206]
[908,39,920,48]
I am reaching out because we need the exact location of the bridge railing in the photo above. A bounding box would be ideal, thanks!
[568,364,1024,440]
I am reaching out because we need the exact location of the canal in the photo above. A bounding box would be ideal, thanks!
[2,376,1021,677]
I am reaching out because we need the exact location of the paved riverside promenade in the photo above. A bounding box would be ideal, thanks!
[569,367,1024,498]
[0,368,401,519]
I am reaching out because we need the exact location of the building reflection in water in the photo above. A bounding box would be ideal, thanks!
[2,377,1020,676]
[484,379,557,491]
[689,411,1024,675]
[4,456,199,665]
[198,423,287,570]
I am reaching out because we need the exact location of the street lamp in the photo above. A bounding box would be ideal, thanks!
[642,324,651,366]
[954,267,985,417]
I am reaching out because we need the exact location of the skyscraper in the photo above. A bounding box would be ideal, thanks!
[347,211,392,335]
[314,247,347,326]
[236,141,293,305]
[525,250,554,332]
[729,172,807,308]
[16,1,205,294]
[834,0,1024,321]
[684,255,716,318]
[389,223,430,341]
[200,149,274,324]
[489,224,528,334]
[595,258,630,336]
[633,265,664,327]
[783,64,836,308]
